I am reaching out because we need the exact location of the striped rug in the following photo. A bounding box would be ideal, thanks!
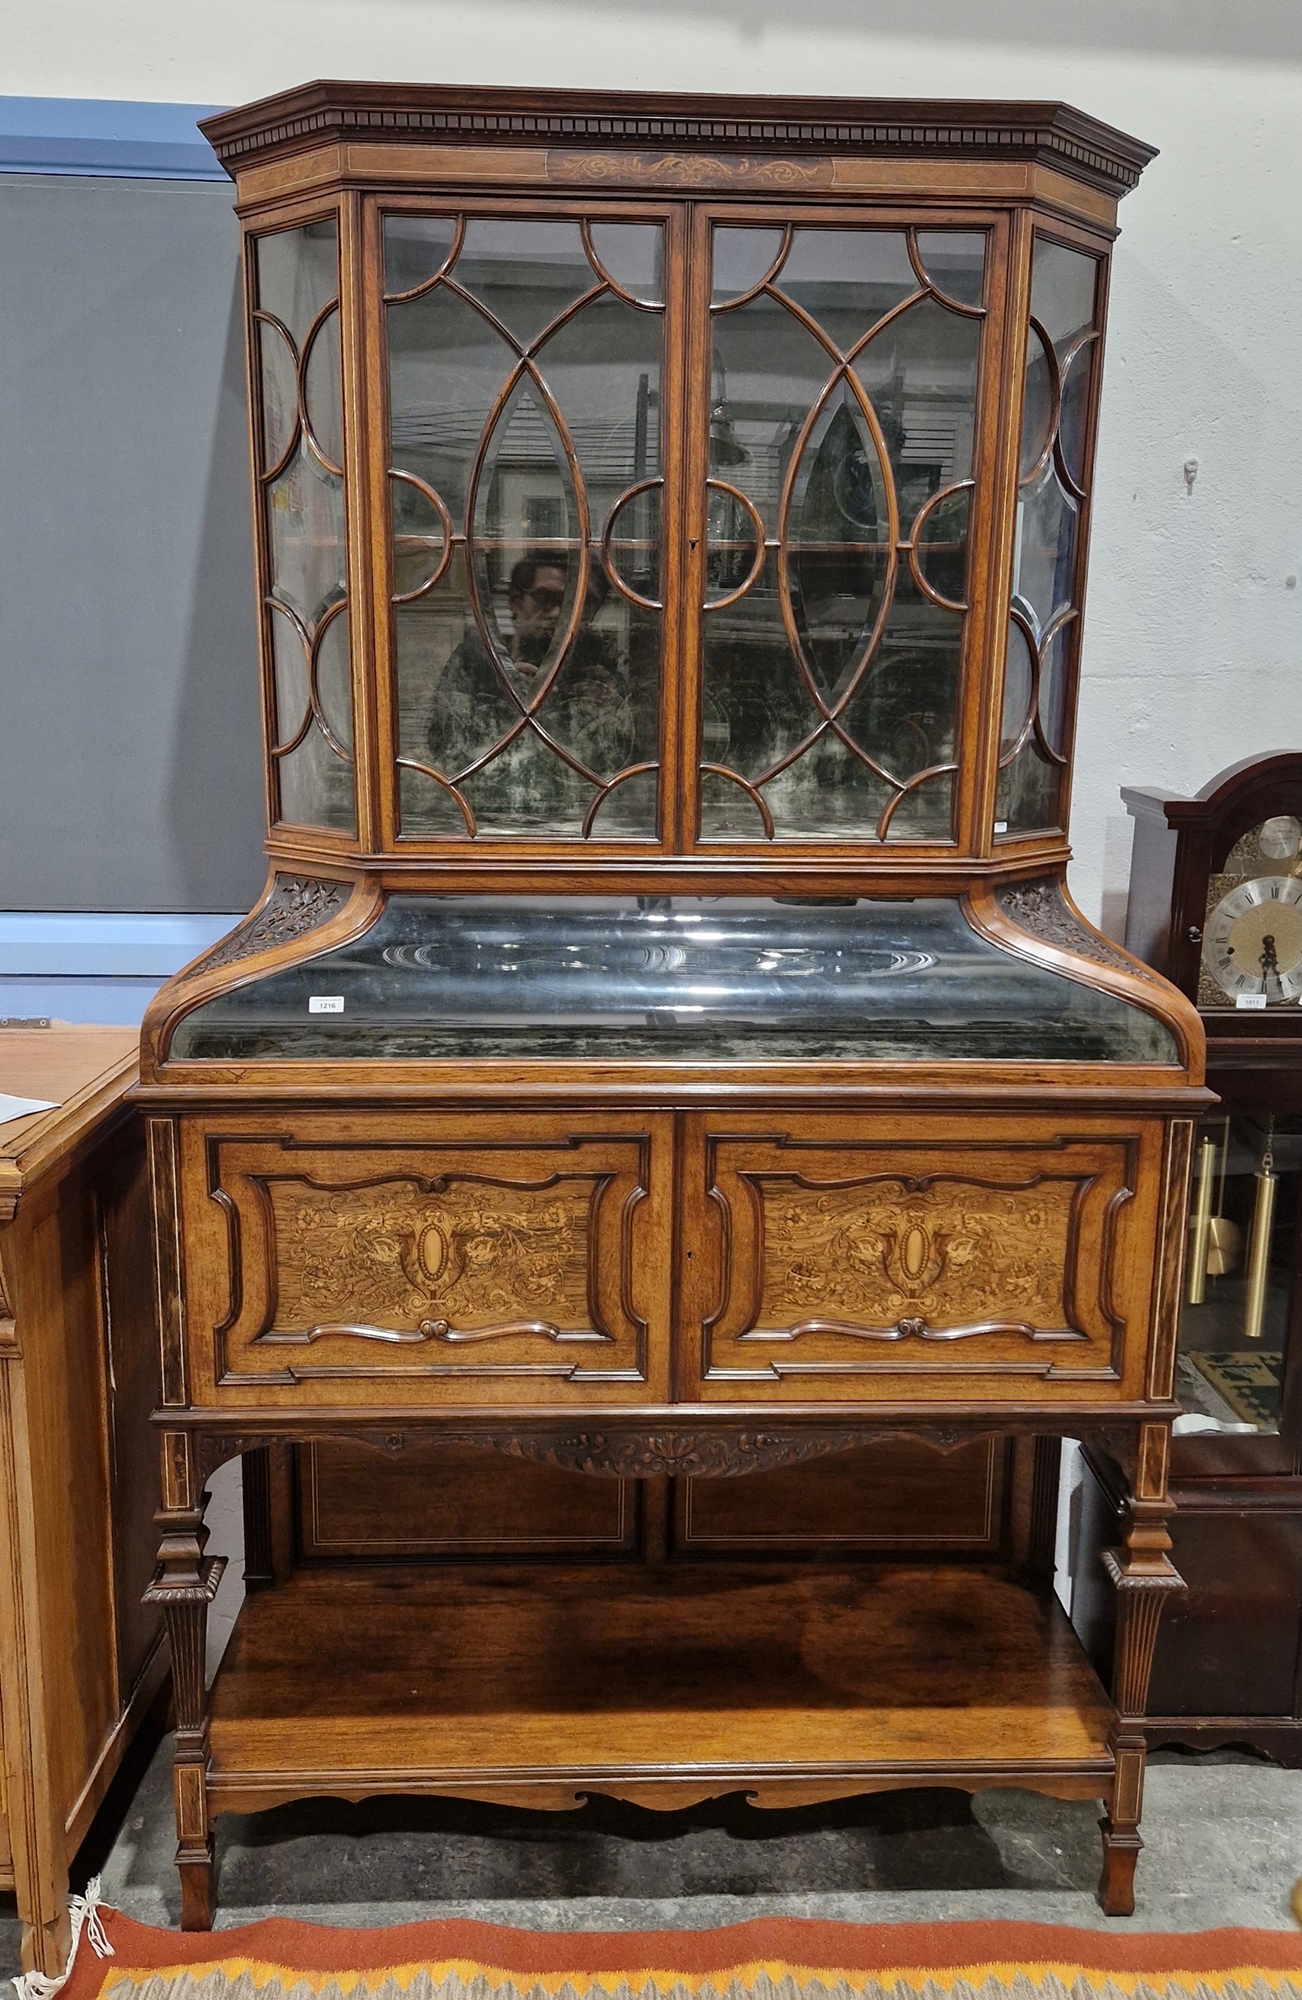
[51,1909,1302,2000]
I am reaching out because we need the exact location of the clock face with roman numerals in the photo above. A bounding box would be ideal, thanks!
[1201,817,1302,1006]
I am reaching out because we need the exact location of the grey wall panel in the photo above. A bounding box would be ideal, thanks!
[0,174,267,911]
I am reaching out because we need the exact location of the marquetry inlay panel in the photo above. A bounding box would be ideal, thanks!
[757,1177,1075,1337]
[267,1179,594,1338]
[181,1118,674,1405]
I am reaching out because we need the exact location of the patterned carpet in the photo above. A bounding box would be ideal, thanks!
[55,1909,1302,2000]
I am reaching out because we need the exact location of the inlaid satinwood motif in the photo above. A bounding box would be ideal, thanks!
[265,1178,596,1338]
[755,1177,1077,1336]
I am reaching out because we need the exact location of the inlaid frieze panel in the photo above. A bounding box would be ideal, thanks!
[684,1118,1159,1405]
[179,1118,672,1406]
[758,1176,1076,1336]
[267,1178,594,1337]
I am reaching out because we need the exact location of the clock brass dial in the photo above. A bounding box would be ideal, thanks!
[1205,875,1302,1001]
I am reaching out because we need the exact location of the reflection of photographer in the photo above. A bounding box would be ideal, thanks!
[428,551,630,792]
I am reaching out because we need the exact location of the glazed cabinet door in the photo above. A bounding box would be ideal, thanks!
[678,1111,1180,1412]
[170,1112,673,1409]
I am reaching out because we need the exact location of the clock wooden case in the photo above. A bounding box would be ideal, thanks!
[134,81,1206,1928]
[1072,754,1302,1760]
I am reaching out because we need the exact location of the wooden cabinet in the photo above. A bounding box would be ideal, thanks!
[0,1029,166,1976]
[137,85,1205,1932]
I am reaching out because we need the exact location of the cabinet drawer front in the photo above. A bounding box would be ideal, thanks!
[684,1116,1165,1407]
[180,1114,672,1407]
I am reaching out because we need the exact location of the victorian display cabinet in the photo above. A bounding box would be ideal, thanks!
[1073,755,1302,1760]
[136,83,1206,1927]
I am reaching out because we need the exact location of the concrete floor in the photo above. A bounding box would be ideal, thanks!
[2,1741,1300,1978]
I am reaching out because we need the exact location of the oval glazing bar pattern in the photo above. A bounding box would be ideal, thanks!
[998,237,1102,836]
[699,224,986,843]
[254,219,357,834]
[384,213,667,840]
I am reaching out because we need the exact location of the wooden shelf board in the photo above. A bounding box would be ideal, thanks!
[207,1562,1114,1802]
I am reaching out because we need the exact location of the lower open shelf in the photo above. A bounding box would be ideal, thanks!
[205,1561,1115,1815]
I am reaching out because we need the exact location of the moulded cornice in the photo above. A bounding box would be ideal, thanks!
[199,84,1156,197]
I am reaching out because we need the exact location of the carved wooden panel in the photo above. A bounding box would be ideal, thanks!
[178,1114,673,1408]
[682,1114,1163,1407]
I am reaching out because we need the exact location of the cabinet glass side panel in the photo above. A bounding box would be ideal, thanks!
[1177,1114,1301,1439]
[997,238,1101,838]
[384,214,666,842]
[698,225,986,844]
[253,218,356,833]
[169,894,1177,1063]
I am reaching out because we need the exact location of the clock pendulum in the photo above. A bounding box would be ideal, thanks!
[1187,1129,1217,1304]
[1206,1120,1243,1276]
[1243,1115,1278,1343]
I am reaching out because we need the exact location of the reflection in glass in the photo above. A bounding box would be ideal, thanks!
[587,223,664,305]
[384,213,459,297]
[701,223,984,842]
[914,231,987,309]
[456,219,596,347]
[385,213,666,838]
[1000,617,1034,759]
[1019,325,1053,479]
[172,894,1178,1066]
[1013,462,1078,636]
[711,226,787,305]
[1177,1114,1301,1438]
[915,485,970,608]
[254,218,355,833]
[998,236,1101,836]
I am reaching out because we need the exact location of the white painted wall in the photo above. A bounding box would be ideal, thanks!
[6,0,1300,934]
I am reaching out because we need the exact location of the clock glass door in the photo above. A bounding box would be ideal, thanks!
[1178,1111,1302,1451]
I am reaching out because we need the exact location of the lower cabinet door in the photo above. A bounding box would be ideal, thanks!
[679,1110,1172,1410]
[177,1111,673,1409]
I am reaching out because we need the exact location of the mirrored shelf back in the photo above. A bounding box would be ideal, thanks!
[199,86,1154,893]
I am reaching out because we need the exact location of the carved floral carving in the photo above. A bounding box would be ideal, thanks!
[481,1430,867,1478]
[757,1176,1076,1336]
[995,879,1151,981]
[193,1423,984,1480]
[196,876,351,975]
[265,1176,596,1339]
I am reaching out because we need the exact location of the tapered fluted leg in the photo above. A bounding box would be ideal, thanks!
[1097,1421,1184,1916]
[144,1431,226,1931]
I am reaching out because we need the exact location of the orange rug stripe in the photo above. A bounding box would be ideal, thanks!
[58,1909,1302,2000]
